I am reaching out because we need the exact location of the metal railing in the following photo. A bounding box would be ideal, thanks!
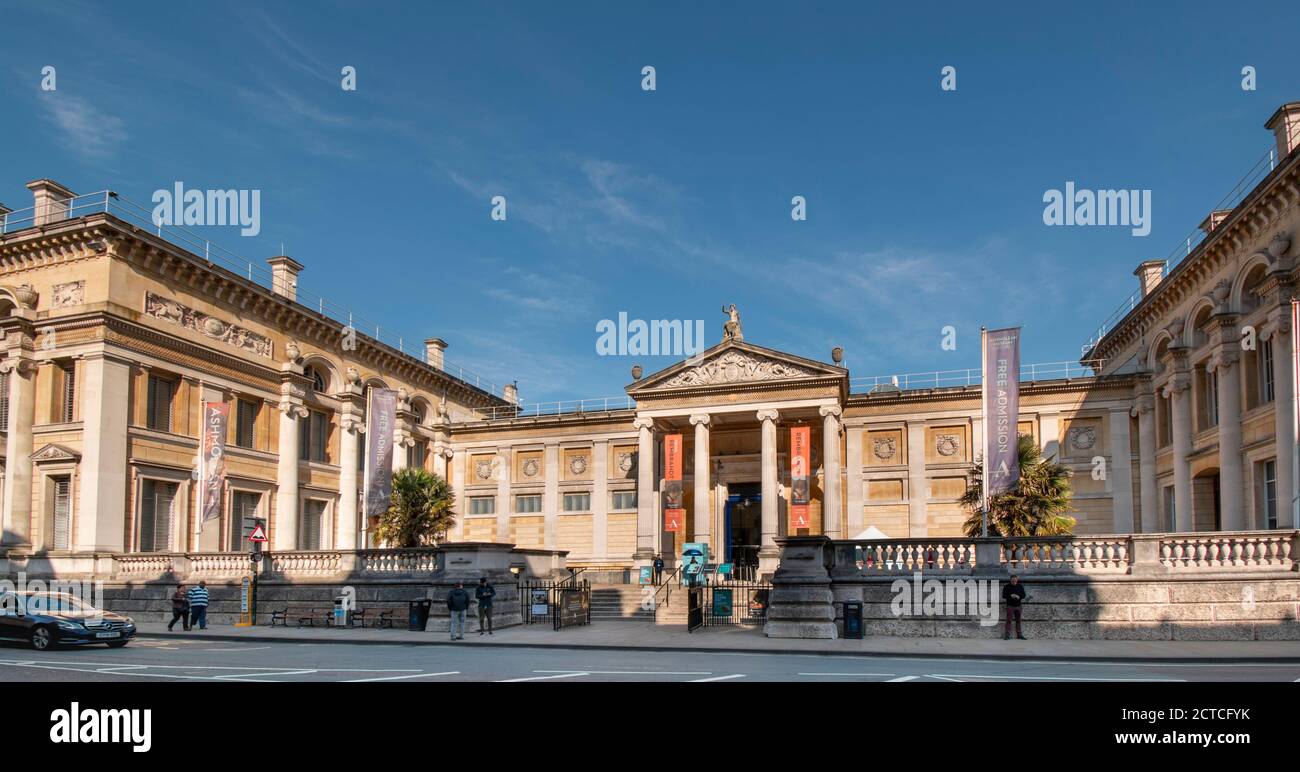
[0,191,508,399]
[1081,142,1285,358]
[849,359,1104,393]
[472,395,636,421]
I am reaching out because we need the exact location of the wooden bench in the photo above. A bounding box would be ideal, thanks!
[355,605,404,629]
[269,607,334,627]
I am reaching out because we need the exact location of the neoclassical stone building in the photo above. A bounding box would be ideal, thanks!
[1,101,1298,580]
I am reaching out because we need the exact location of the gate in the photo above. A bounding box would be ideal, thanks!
[518,578,591,630]
[687,577,772,631]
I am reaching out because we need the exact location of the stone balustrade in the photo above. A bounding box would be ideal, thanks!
[1158,531,1295,571]
[357,548,441,575]
[1003,537,1131,574]
[833,539,977,576]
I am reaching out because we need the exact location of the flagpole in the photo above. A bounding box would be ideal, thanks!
[980,327,988,538]
[361,384,371,548]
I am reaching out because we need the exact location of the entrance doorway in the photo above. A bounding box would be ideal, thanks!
[724,482,761,579]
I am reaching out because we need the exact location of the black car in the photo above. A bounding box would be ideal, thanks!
[0,591,137,650]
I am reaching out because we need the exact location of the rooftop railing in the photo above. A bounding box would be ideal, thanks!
[849,359,1104,393]
[0,191,508,399]
[1081,141,1286,358]
[472,396,636,421]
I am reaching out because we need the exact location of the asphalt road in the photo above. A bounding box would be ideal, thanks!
[0,637,1297,682]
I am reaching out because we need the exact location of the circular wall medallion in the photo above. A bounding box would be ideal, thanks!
[872,437,896,461]
[936,435,960,457]
[569,455,588,475]
[618,452,636,473]
[1070,427,1096,450]
[474,460,493,480]
[522,458,540,477]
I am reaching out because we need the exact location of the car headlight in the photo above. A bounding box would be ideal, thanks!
[56,620,84,630]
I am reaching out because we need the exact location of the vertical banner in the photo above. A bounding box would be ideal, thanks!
[199,402,229,522]
[983,327,1022,497]
[364,388,398,517]
[663,433,684,532]
[790,425,810,529]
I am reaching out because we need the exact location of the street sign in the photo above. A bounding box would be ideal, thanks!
[235,576,254,627]
[248,523,268,543]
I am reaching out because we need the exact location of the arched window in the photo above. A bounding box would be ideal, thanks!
[309,366,327,394]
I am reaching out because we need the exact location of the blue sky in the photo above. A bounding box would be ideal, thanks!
[2,0,1298,402]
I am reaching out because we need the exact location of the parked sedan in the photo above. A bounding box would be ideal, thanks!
[0,591,137,650]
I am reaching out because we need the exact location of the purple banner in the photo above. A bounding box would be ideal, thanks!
[200,402,229,522]
[983,327,1021,496]
[365,388,398,517]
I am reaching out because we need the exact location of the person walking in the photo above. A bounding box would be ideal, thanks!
[1002,574,1027,640]
[653,554,665,585]
[446,581,471,640]
[475,577,496,635]
[187,581,210,630]
[167,584,190,632]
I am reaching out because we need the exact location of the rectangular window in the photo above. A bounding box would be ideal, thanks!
[235,399,259,449]
[230,491,262,550]
[1158,393,1172,447]
[52,476,71,550]
[611,490,637,510]
[299,410,330,463]
[138,479,177,552]
[58,362,75,422]
[1261,459,1278,530]
[1161,485,1175,532]
[515,494,542,513]
[146,376,174,432]
[408,441,427,469]
[469,496,496,515]
[300,499,326,550]
[1202,368,1218,428]
[563,492,591,512]
[0,370,9,432]
[1261,339,1275,404]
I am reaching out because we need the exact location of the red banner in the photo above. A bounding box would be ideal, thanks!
[790,425,810,529]
[663,433,684,532]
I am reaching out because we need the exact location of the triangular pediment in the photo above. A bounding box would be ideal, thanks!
[628,339,846,395]
[32,443,80,463]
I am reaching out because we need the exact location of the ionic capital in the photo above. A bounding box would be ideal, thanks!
[756,409,780,424]
[819,404,842,419]
[632,416,655,431]
[689,413,711,427]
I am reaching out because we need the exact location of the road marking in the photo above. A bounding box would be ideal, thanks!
[498,672,590,682]
[214,669,319,680]
[94,665,149,672]
[532,670,713,676]
[201,646,273,652]
[343,671,461,683]
[928,673,1185,682]
[925,674,965,682]
[690,673,745,682]
[797,672,895,677]
[0,658,420,673]
[886,675,920,682]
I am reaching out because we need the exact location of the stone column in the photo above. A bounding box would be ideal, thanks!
[690,414,711,548]
[1135,389,1159,533]
[1166,357,1194,532]
[1108,407,1135,533]
[0,355,37,546]
[757,409,780,572]
[451,449,467,540]
[77,353,131,552]
[633,417,656,564]
[1266,312,1295,527]
[1211,336,1245,531]
[592,440,609,560]
[495,447,511,545]
[1040,412,1061,460]
[906,421,927,537]
[543,442,559,550]
[819,405,843,539]
[844,423,864,537]
[336,412,363,551]
[275,398,307,551]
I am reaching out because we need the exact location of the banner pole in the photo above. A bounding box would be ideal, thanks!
[1292,300,1299,529]
[362,385,371,548]
[980,327,988,538]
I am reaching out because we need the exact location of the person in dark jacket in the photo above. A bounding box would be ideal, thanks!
[475,577,496,635]
[1002,575,1027,640]
[167,584,190,632]
[446,582,471,640]
[653,554,665,585]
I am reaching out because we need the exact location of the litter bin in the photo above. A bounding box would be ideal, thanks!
[408,599,432,632]
[333,597,352,627]
[843,600,864,640]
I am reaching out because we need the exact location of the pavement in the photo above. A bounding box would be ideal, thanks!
[129,620,1300,662]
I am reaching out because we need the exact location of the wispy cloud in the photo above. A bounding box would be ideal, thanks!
[39,93,126,161]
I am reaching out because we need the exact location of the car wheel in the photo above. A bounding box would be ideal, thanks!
[106,641,129,648]
[29,626,54,651]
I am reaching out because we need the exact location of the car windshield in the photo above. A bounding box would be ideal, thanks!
[22,593,97,614]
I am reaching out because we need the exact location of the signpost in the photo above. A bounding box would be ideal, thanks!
[235,576,254,627]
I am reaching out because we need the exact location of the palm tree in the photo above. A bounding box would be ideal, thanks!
[961,434,1076,536]
[372,468,456,548]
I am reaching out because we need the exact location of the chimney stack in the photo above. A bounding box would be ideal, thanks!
[1199,209,1232,235]
[0,202,11,231]
[503,382,519,404]
[424,338,448,370]
[266,256,303,302]
[1265,102,1300,160]
[1134,259,1165,297]
[26,179,75,226]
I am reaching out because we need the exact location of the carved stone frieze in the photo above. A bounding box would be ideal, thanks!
[144,292,273,358]
[661,350,819,388]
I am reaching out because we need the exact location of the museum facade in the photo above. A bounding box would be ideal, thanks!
[1,101,1299,579]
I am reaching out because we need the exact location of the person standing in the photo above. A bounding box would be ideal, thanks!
[446,581,471,640]
[187,581,210,630]
[168,584,190,632]
[1002,574,1027,640]
[475,577,496,635]
[653,554,665,585]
